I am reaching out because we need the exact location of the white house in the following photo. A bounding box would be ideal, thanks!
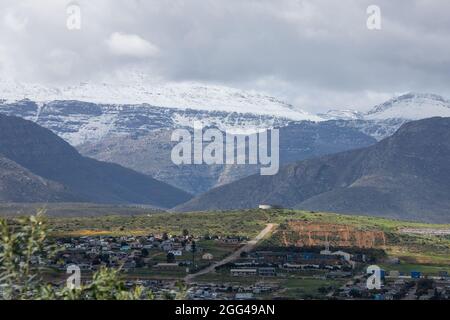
[169,250,183,256]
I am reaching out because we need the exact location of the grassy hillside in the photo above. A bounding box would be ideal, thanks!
[48,210,272,238]
[0,203,163,217]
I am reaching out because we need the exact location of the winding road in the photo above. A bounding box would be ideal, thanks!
[184,223,277,283]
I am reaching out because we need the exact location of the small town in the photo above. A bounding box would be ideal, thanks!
[31,230,450,300]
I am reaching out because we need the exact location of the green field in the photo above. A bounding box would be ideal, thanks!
[0,203,161,217]
[48,210,272,238]
[380,263,450,275]
[194,270,344,299]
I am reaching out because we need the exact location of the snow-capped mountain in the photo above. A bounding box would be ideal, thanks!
[0,78,320,122]
[319,93,450,121]
[0,99,300,146]
[2,74,450,146]
[365,93,450,120]
[320,92,450,140]
[317,109,364,121]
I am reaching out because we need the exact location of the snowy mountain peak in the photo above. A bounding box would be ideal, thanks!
[365,92,450,120]
[0,77,321,122]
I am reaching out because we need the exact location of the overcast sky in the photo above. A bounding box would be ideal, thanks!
[1,0,450,112]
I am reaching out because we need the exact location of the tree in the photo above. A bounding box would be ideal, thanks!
[349,289,362,298]
[182,229,189,237]
[141,248,149,257]
[416,278,434,296]
[240,251,248,258]
[166,252,175,263]
[134,257,144,268]
[0,209,54,299]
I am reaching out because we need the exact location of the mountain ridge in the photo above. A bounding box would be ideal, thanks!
[0,78,320,122]
[321,92,450,121]
[174,117,450,223]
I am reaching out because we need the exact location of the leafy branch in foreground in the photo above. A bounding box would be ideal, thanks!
[0,209,53,299]
[0,211,155,300]
[38,266,154,300]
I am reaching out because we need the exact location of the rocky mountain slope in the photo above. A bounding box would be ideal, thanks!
[0,155,77,202]
[79,122,376,194]
[0,99,301,146]
[0,114,191,207]
[174,117,450,223]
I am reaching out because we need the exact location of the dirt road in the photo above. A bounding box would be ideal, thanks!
[184,223,277,283]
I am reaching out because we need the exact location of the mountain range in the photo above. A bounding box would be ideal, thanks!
[1,87,449,147]
[0,75,448,129]
[0,77,320,123]
[2,77,450,120]
[1,79,450,221]
[174,117,450,223]
[0,114,191,208]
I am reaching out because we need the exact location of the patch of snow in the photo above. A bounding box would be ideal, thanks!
[171,113,279,134]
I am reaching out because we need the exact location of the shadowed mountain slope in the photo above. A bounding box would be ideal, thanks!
[0,114,191,208]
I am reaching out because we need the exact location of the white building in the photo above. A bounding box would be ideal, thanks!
[231,269,257,276]
[169,250,183,256]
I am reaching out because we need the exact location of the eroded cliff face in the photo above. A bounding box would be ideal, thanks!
[277,221,387,248]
